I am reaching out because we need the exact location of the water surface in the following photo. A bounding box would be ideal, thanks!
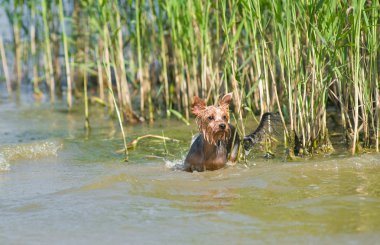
[1,92,380,244]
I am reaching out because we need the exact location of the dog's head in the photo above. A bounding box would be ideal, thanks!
[191,93,232,145]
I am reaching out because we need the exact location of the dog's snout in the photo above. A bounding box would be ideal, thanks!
[219,123,226,130]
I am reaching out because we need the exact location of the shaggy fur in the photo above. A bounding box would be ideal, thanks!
[184,93,240,172]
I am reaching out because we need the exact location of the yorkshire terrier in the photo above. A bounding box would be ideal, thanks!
[184,93,278,172]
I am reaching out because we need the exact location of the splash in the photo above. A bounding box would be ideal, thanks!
[165,159,185,170]
[0,140,62,171]
[0,153,10,171]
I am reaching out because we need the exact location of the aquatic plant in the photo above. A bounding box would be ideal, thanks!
[0,0,378,155]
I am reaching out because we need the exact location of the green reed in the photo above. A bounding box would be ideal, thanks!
[58,0,73,109]
[0,0,379,155]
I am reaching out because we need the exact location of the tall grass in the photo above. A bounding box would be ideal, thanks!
[0,0,379,155]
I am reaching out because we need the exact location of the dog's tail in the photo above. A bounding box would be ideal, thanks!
[243,112,281,151]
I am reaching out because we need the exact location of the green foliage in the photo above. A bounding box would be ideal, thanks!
[1,0,379,154]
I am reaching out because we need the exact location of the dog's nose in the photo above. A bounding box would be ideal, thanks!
[219,123,226,130]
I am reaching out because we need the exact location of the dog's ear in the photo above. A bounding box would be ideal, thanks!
[191,96,206,116]
[218,93,233,107]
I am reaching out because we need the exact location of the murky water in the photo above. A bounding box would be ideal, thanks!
[1,91,380,244]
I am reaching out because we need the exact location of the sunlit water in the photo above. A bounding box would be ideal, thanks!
[1,90,380,244]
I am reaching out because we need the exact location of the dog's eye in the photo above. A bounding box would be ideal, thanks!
[208,116,214,121]
[223,115,227,120]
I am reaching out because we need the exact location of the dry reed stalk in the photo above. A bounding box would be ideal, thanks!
[0,36,12,95]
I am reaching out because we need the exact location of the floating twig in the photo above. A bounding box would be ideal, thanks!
[116,134,180,153]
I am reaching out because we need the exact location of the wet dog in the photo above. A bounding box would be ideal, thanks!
[184,93,278,172]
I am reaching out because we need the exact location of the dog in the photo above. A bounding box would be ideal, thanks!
[184,93,278,172]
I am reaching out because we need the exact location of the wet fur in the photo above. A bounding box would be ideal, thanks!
[184,124,240,172]
[184,93,240,172]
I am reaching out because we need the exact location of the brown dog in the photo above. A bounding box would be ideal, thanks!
[184,93,240,172]
[184,93,279,172]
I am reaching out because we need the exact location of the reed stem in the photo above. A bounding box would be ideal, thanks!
[58,0,72,109]
[41,0,55,102]
[0,36,12,95]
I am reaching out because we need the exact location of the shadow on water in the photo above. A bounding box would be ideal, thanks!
[1,91,380,244]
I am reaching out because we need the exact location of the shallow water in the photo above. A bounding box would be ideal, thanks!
[1,92,380,245]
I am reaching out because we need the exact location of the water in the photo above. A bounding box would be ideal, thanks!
[1,92,380,244]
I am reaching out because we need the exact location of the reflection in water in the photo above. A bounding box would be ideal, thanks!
[0,97,380,244]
